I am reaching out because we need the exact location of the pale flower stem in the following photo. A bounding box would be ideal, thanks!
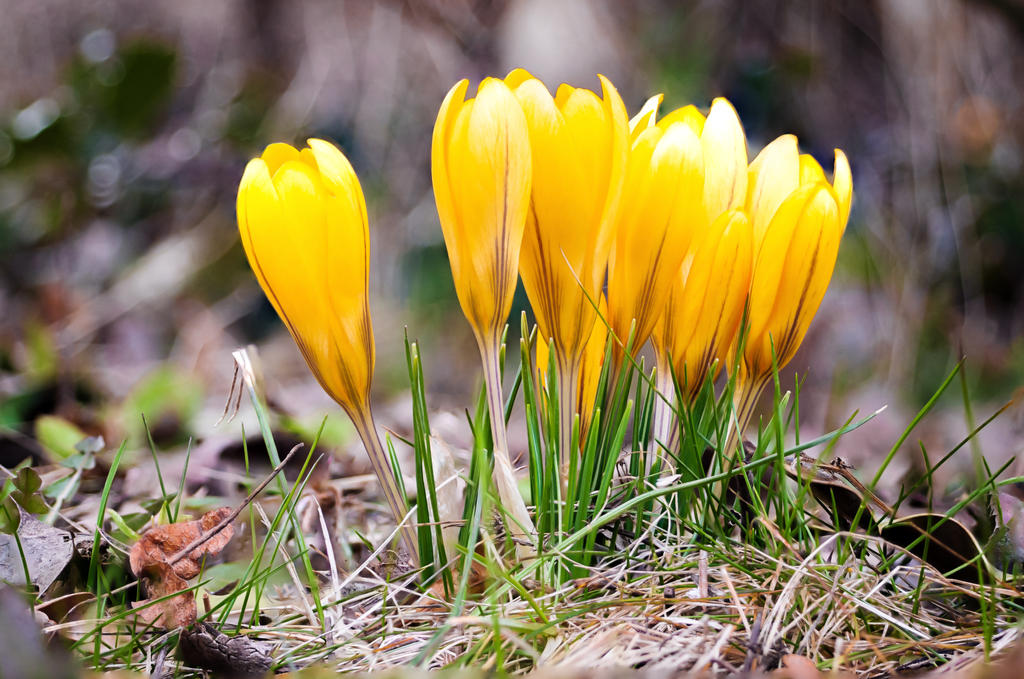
[724,376,769,458]
[349,405,420,563]
[651,358,678,476]
[556,357,580,502]
[479,339,537,559]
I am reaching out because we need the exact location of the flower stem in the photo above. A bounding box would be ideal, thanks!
[556,356,580,501]
[479,338,537,559]
[724,375,769,456]
[349,404,420,563]
[651,357,678,474]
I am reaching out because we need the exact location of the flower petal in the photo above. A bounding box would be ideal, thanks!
[658,104,705,137]
[701,97,748,217]
[630,93,663,137]
[746,134,800,249]
[832,148,853,231]
[260,142,301,176]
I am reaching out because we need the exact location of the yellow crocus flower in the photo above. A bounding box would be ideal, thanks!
[643,98,749,447]
[742,182,845,381]
[236,139,416,559]
[746,135,852,252]
[505,69,628,480]
[433,78,530,344]
[432,78,536,552]
[732,137,853,431]
[607,98,706,369]
[658,209,753,401]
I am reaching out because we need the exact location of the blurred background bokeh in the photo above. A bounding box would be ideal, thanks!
[2,0,1023,495]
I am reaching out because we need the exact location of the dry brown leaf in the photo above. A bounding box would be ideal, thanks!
[132,561,196,628]
[129,506,234,580]
[128,507,235,629]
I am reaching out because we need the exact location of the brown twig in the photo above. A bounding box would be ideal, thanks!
[168,443,304,566]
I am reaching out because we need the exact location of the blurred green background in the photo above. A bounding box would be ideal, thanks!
[1,0,1022,491]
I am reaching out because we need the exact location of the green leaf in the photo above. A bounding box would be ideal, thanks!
[107,510,148,543]
[35,415,88,461]
[11,490,47,516]
[141,495,175,516]
[14,468,41,495]
[8,469,49,516]
[75,436,105,455]
[59,452,97,472]
[0,497,21,534]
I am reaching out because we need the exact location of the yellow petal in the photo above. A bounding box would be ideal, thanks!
[241,158,329,384]
[746,183,817,349]
[513,76,585,351]
[237,158,287,324]
[607,125,669,352]
[745,184,840,377]
[701,98,748,218]
[430,79,469,283]
[504,67,536,89]
[615,120,704,352]
[594,73,630,269]
[629,93,663,137]
[437,78,531,338]
[261,142,301,175]
[669,209,752,398]
[832,148,853,232]
[558,85,610,236]
[270,160,329,279]
[799,153,826,185]
[768,186,841,367]
[746,134,800,250]
[658,104,705,137]
[535,332,551,386]
[609,124,664,277]
[308,138,360,198]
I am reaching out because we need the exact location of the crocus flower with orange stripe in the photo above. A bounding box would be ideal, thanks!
[432,77,536,553]
[607,96,706,372]
[236,139,417,559]
[731,137,853,433]
[642,98,750,448]
[506,69,628,485]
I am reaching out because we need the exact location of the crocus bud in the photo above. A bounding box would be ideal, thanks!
[432,78,532,345]
[608,96,707,364]
[739,139,852,383]
[237,139,416,558]
[506,68,628,380]
[237,139,375,415]
[431,78,537,552]
[506,69,628,479]
[658,209,753,400]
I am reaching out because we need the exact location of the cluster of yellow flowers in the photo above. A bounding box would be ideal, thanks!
[433,71,851,480]
[235,69,851,558]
